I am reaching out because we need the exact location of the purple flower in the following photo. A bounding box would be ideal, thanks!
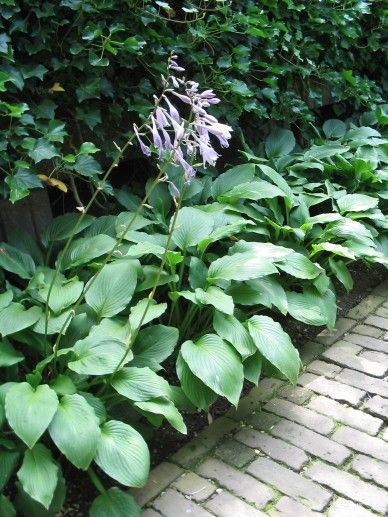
[155,107,169,128]
[198,139,219,167]
[164,96,180,122]
[150,116,164,157]
[133,124,151,156]
[171,91,191,104]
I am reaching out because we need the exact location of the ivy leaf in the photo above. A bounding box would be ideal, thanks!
[95,420,150,487]
[5,383,59,448]
[74,155,103,177]
[49,394,100,470]
[28,138,59,163]
[17,444,58,510]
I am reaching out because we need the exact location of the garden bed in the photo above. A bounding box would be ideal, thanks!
[62,262,386,515]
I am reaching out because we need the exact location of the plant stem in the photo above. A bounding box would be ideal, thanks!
[87,467,106,495]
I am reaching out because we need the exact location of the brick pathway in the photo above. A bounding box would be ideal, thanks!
[132,280,388,516]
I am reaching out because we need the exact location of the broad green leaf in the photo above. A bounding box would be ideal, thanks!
[258,164,294,200]
[219,180,285,203]
[68,336,129,375]
[248,316,300,383]
[49,394,100,470]
[194,286,234,315]
[327,219,374,245]
[303,144,349,160]
[128,299,167,329]
[337,193,378,213]
[287,287,337,329]
[38,277,84,314]
[0,495,16,517]
[311,242,356,260]
[95,420,150,487]
[0,243,35,279]
[230,240,293,260]
[79,392,106,424]
[172,207,214,249]
[0,340,24,366]
[134,398,186,433]
[329,258,353,292]
[17,444,58,509]
[176,354,217,411]
[90,488,140,517]
[243,352,262,384]
[211,164,256,199]
[74,154,102,177]
[213,312,256,359]
[112,367,171,401]
[50,375,76,396]
[42,214,94,245]
[265,128,295,158]
[14,475,66,517]
[28,139,59,163]
[277,253,321,279]
[85,260,138,318]
[137,265,177,291]
[0,290,13,310]
[181,334,243,406]
[116,212,155,236]
[131,325,179,371]
[5,383,58,448]
[33,308,72,335]
[208,252,277,283]
[188,257,208,289]
[88,317,131,344]
[0,448,19,490]
[59,235,116,270]
[322,119,346,139]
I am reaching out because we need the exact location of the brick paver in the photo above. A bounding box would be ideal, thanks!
[133,279,388,516]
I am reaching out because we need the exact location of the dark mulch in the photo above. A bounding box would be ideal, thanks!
[61,263,387,515]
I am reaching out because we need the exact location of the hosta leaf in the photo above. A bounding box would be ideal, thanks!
[219,180,285,203]
[213,312,256,359]
[0,340,24,366]
[311,242,356,260]
[230,240,293,260]
[115,212,155,235]
[131,325,179,371]
[0,448,19,491]
[329,258,353,292]
[85,260,138,318]
[68,336,130,375]
[181,334,243,406]
[176,354,217,411]
[327,219,374,245]
[95,420,150,487]
[0,243,35,279]
[243,351,262,385]
[38,277,84,314]
[134,398,186,433]
[49,394,100,470]
[265,127,295,158]
[322,119,346,139]
[90,488,140,517]
[337,193,378,213]
[228,276,288,314]
[0,495,15,517]
[211,164,256,199]
[194,286,234,315]
[188,257,208,289]
[258,164,294,200]
[33,308,72,335]
[0,290,13,310]
[111,367,171,401]
[42,214,94,245]
[172,207,214,250]
[5,383,58,448]
[59,235,116,270]
[208,252,277,283]
[303,144,349,160]
[17,444,58,509]
[248,316,300,383]
[277,252,321,279]
[287,288,337,329]
[14,474,66,517]
[128,299,167,329]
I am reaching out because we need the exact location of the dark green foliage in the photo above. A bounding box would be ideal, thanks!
[0,0,386,201]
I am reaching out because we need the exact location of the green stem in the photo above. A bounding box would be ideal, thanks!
[87,467,106,495]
